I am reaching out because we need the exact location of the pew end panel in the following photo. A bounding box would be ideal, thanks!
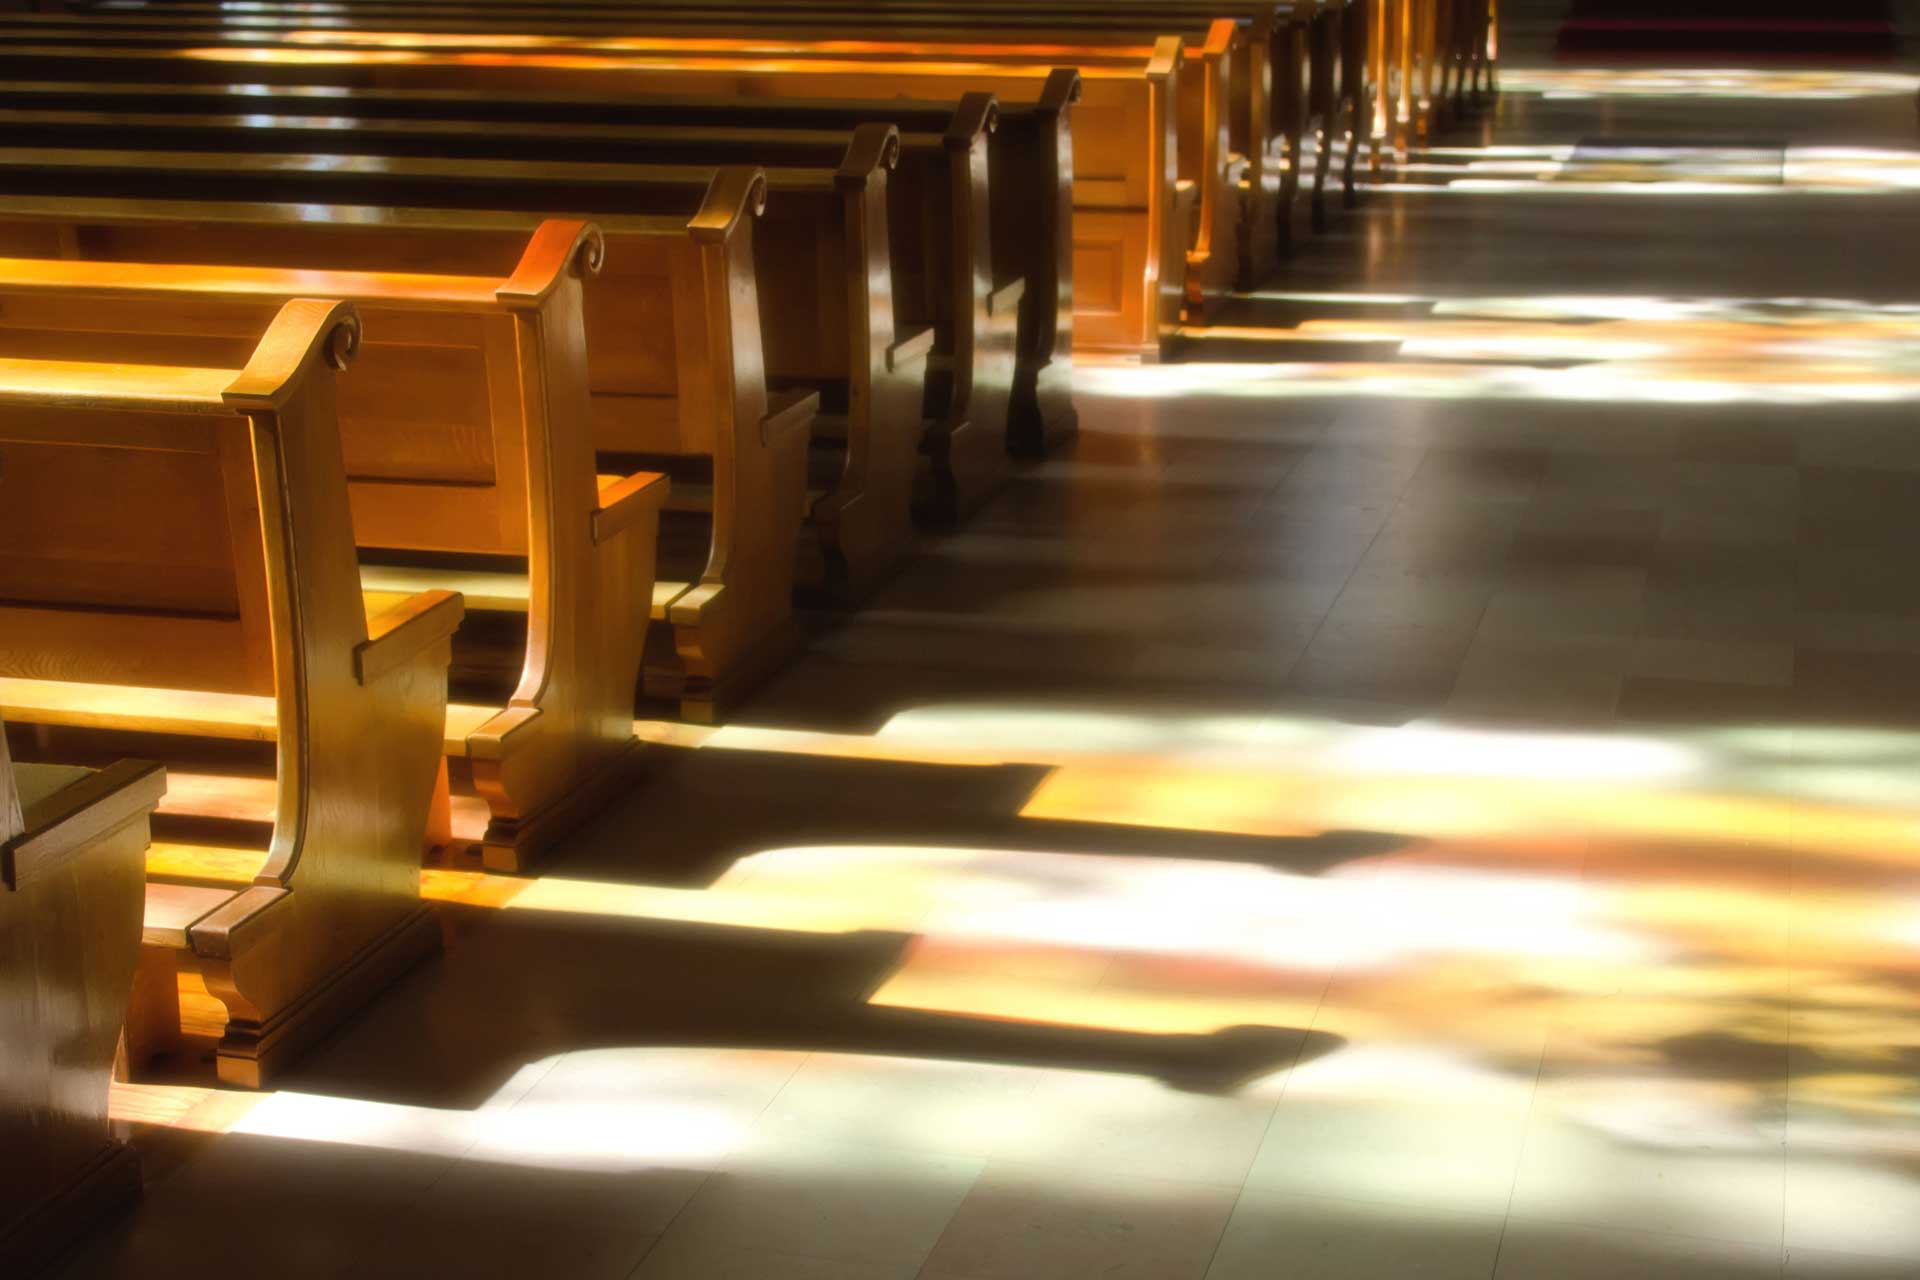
[1175,19,1243,322]
[0,299,455,1086]
[803,123,926,600]
[997,68,1079,457]
[0,735,161,1277]
[465,219,663,870]
[198,302,458,1086]
[638,168,811,721]
[917,91,1015,526]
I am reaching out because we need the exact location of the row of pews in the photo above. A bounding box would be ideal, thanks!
[0,0,1499,1272]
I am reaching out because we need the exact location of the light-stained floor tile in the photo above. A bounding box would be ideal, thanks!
[646,1137,981,1271]
[1494,1221,1783,1279]
[1785,1246,1920,1278]
[53,1135,458,1280]
[749,1053,1046,1159]
[1205,1189,1503,1280]
[1449,632,1633,723]
[403,1159,681,1280]
[1477,567,1648,642]
[1509,1083,1786,1247]
[1785,1145,1920,1262]
[998,1068,1284,1187]
[629,1238,921,1280]
[1244,1043,1538,1216]
[1633,638,1797,688]
[920,1161,1239,1280]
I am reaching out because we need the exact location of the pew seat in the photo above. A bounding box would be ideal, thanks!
[0,675,495,758]
[142,882,237,950]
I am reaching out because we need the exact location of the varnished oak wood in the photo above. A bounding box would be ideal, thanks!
[0,33,1182,359]
[0,143,919,601]
[0,76,1080,456]
[0,226,668,871]
[0,299,458,1087]
[0,102,1018,523]
[0,0,1391,266]
[0,174,813,721]
[0,719,161,1275]
[0,7,1240,310]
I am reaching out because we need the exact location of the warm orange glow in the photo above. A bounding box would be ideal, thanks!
[180,43,1149,80]
[274,28,1165,60]
[1503,67,1920,99]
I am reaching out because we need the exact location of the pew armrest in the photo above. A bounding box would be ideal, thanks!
[760,387,820,446]
[2,759,165,890]
[591,470,670,546]
[465,703,541,762]
[185,883,292,958]
[667,581,726,627]
[355,589,464,686]
[886,327,938,374]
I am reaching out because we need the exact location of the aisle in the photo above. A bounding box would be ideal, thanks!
[68,67,1920,1280]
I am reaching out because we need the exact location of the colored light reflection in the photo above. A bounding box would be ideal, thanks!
[1103,293,1920,404]
[1502,67,1920,100]
[102,698,1920,1253]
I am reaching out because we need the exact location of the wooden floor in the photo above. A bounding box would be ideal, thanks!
[52,55,1920,1280]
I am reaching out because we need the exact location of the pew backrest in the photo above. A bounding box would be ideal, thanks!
[0,219,602,557]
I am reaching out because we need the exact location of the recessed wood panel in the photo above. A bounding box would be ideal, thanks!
[0,435,240,617]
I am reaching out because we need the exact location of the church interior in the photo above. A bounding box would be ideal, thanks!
[5,0,1920,1276]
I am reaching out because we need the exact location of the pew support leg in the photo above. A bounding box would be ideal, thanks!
[641,383,812,723]
[919,278,1021,525]
[805,355,927,602]
[464,474,666,871]
[194,611,456,1086]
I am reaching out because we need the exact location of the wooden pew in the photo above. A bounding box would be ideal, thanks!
[0,181,811,726]
[0,230,671,872]
[0,722,161,1275]
[0,103,1014,525]
[1371,0,1492,156]
[0,76,1077,458]
[0,141,927,651]
[0,37,1183,360]
[0,0,1344,282]
[67,7,1236,326]
[280,0,1367,219]
[0,298,459,1087]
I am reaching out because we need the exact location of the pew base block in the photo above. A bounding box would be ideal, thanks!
[644,613,808,725]
[1010,362,1079,459]
[474,738,646,875]
[916,414,1010,530]
[211,905,440,1090]
[0,1141,142,1278]
[1182,250,1237,328]
[1236,199,1284,292]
